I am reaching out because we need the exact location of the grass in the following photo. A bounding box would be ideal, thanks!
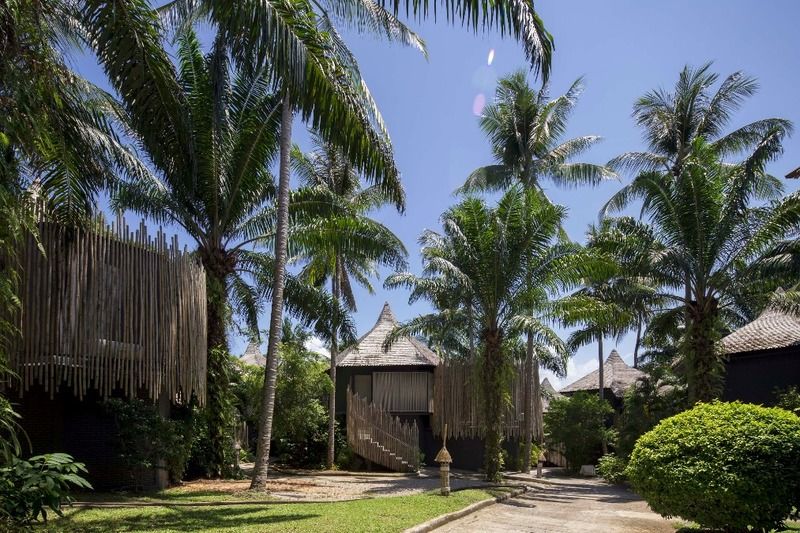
[41,488,509,532]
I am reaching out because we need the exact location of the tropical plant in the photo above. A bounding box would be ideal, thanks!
[603,139,800,403]
[626,401,800,532]
[103,26,350,476]
[543,392,615,471]
[0,453,91,526]
[459,71,614,195]
[460,69,614,471]
[290,132,407,467]
[596,453,627,484]
[387,187,598,480]
[606,63,792,200]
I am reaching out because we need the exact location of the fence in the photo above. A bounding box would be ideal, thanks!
[8,214,207,404]
[346,387,419,472]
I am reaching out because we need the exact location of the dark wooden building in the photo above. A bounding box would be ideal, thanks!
[721,306,800,406]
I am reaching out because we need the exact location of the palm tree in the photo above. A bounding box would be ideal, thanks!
[2,0,148,223]
[111,30,351,475]
[290,132,407,468]
[459,71,615,195]
[604,140,800,403]
[387,187,598,481]
[155,0,555,487]
[459,70,614,471]
[604,63,792,215]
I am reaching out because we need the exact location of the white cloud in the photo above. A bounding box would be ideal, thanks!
[305,336,330,359]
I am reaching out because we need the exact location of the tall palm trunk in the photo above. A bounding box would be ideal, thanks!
[597,335,604,402]
[522,332,533,473]
[201,252,233,477]
[531,356,543,444]
[633,316,642,368]
[327,262,340,469]
[251,94,292,489]
[598,335,607,455]
[687,297,720,404]
[482,327,504,482]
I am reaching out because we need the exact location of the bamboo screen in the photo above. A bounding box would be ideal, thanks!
[9,215,207,404]
[432,359,526,439]
[372,372,432,413]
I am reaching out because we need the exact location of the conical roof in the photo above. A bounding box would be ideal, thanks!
[540,378,562,412]
[721,306,800,355]
[559,350,644,397]
[335,303,440,367]
[240,341,266,367]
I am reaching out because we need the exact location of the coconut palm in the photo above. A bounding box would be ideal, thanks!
[604,140,800,403]
[111,30,353,475]
[459,71,615,195]
[290,132,408,468]
[604,63,793,215]
[386,187,602,481]
[459,70,614,471]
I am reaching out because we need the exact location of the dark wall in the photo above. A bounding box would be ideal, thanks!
[335,365,434,415]
[723,347,800,406]
[12,384,159,490]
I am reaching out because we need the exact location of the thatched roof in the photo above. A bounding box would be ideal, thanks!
[559,350,644,397]
[787,166,800,179]
[541,378,562,412]
[721,307,800,355]
[240,342,266,367]
[336,303,440,367]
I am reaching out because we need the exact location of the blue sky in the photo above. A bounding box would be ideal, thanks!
[75,1,800,388]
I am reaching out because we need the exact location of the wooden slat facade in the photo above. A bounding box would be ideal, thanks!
[8,214,207,405]
[432,359,527,440]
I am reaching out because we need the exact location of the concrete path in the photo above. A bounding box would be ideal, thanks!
[434,476,678,533]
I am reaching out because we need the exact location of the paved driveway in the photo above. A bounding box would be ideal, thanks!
[434,477,678,533]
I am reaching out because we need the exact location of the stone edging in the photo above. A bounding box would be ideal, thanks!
[403,485,530,533]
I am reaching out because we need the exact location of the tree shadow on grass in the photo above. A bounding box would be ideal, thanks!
[47,505,320,532]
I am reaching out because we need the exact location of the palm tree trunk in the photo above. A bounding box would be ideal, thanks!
[482,327,504,482]
[633,316,642,368]
[532,356,543,445]
[327,266,340,469]
[522,332,533,473]
[687,297,720,404]
[598,335,607,455]
[203,266,231,478]
[251,94,292,490]
[598,335,604,402]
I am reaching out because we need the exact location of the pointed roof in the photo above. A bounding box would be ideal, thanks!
[721,306,800,355]
[559,350,645,397]
[335,303,440,367]
[540,378,562,412]
[240,341,266,367]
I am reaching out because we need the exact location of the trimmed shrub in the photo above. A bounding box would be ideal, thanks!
[626,401,800,531]
[596,454,626,484]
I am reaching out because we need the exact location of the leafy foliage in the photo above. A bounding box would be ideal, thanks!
[626,401,800,531]
[615,364,685,459]
[104,399,194,486]
[0,453,91,525]
[776,386,800,416]
[544,392,615,471]
[596,453,627,485]
[387,187,598,480]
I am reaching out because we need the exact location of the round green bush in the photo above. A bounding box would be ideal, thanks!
[626,401,800,531]
[596,454,627,484]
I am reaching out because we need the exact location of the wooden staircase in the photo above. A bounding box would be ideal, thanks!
[346,388,420,472]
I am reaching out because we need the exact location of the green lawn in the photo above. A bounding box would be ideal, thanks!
[41,488,507,532]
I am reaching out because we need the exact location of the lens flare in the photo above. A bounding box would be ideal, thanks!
[472,93,486,116]
[487,49,495,66]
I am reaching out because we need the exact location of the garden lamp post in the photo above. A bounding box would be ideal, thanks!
[435,424,453,496]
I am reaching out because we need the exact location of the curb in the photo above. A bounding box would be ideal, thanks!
[403,485,530,533]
